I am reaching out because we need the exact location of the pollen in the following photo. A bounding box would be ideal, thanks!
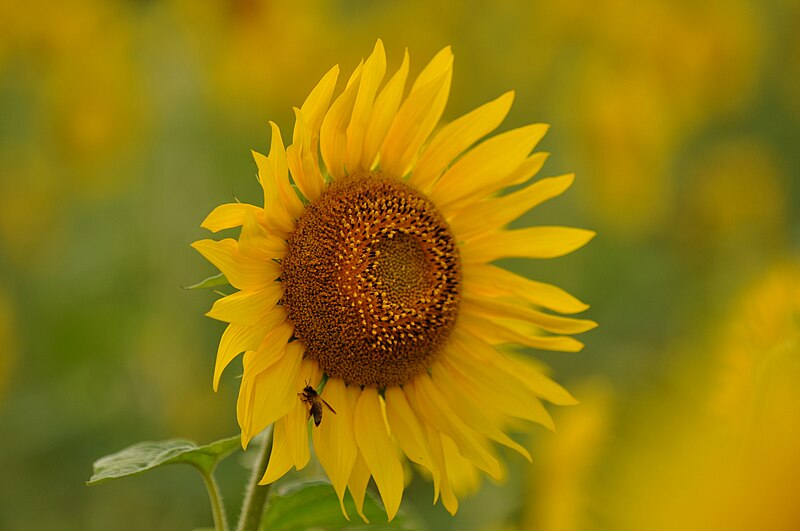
[281,172,462,387]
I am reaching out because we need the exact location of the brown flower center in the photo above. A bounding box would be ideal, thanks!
[281,171,462,387]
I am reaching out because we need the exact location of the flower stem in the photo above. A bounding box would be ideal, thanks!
[236,431,274,531]
[199,468,228,531]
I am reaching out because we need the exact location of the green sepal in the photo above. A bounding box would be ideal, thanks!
[291,183,309,205]
[261,480,421,531]
[183,272,230,290]
[87,435,240,485]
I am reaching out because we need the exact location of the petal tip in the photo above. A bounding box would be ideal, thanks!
[553,173,576,190]
[190,239,212,253]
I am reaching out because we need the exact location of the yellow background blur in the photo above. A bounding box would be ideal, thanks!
[1,0,797,529]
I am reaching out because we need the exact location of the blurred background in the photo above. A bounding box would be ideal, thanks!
[1,0,797,529]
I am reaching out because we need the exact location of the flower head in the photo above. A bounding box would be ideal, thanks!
[193,40,595,521]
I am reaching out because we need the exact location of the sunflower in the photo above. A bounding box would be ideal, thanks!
[193,40,595,521]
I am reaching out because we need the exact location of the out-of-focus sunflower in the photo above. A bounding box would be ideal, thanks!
[193,40,595,521]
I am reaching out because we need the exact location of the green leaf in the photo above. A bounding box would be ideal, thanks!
[87,435,240,485]
[183,272,230,290]
[261,480,421,531]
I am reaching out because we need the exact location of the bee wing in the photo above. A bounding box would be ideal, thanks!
[320,397,337,415]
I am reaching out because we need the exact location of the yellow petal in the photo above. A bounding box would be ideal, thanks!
[410,91,514,192]
[250,154,294,234]
[443,332,555,429]
[348,451,372,523]
[260,421,293,484]
[361,49,410,170]
[240,337,302,446]
[191,238,280,291]
[463,297,598,335]
[463,262,589,314]
[441,434,482,496]
[212,307,287,391]
[201,202,263,232]
[206,284,283,327]
[282,345,315,470]
[270,122,303,217]
[451,326,550,395]
[380,49,453,178]
[268,122,288,187]
[282,357,323,465]
[449,174,575,241]
[458,311,585,353]
[236,321,295,439]
[461,226,596,263]
[431,362,531,462]
[238,208,288,261]
[252,143,298,234]
[353,387,404,522]
[320,61,364,180]
[411,45,453,91]
[288,108,325,202]
[345,40,386,173]
[245,320,295,377]
[384,386,440,502]
[424,424,458,515]
[506,352,579,406]
[506,151,550,187]
[290,64,339,202]
[237,377,255,447]
[252,149,284,211]
[406,374,501,479]
[313,378,359,518]
[283,404,310,471]
[429,124,548,212]
[214,323,262,391]
[298,356,323,388]
[300,64,340,144]
[435,152,551,216]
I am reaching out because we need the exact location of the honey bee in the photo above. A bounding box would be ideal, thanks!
[298,383,336,426]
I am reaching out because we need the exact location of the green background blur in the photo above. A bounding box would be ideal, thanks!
[1,0,798,529]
